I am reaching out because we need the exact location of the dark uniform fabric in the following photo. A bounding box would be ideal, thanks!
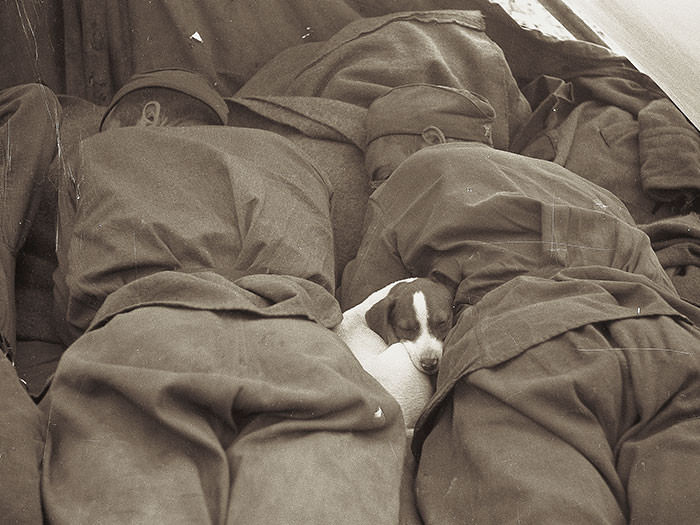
[53,126,337,344]
[1,84,60,350]
[0,84,60,524]
[44,127,407,524]
[238,10,532,150]
[341,142,668,308]
[515,73,700,306]
[340,142,700,524]
[43,273,406,525]
[0,357,44,524]
[415,283,700,524]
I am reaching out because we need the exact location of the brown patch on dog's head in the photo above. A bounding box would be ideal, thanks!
[365,278,454,346]
[365,282,406,345]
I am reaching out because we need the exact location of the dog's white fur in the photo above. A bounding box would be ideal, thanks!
[334,278,436,430]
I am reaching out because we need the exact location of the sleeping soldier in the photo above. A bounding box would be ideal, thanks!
[341,83,700,525]
[42,69,406,524]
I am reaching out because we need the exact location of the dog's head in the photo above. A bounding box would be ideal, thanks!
[365,278,453,374]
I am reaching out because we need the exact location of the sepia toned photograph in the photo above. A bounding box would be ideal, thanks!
[1,1,699,523]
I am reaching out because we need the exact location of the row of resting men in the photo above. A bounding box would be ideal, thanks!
[1,67,699,524]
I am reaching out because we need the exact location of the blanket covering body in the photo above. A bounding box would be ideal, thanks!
[42,126,408,524]
[222,9,534,280]
[340,142,700,524]
[53,126,336,344]
[238,10,532,151]
[516,73,700,305]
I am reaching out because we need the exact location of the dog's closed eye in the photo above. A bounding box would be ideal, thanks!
[397,319,418,331]
[430,315,451,339]
[364,277,455,374]
[395,319,419,339]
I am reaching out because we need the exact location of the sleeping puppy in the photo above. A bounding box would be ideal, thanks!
[364,277,454,374]
[334,277,454,430]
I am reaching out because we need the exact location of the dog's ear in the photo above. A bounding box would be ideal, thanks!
[365,296,399,345]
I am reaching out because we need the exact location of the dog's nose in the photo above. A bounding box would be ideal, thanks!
[420,356,439,373]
